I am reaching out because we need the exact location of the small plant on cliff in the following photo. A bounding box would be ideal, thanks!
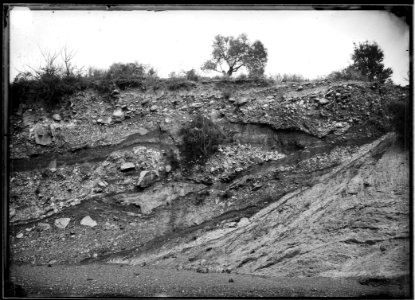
[179,114,225,167]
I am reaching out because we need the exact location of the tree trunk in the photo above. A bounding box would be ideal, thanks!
[226,67,234,77]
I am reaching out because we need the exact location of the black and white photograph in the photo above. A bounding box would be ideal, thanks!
[3,4,412,298]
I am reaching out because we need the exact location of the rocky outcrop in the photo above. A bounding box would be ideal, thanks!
[113,182,206,215]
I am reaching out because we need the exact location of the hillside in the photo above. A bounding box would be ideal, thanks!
[7,78,411,297]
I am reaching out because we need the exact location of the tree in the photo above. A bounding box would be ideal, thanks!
[201,34,268,77]
[351,41,393,83]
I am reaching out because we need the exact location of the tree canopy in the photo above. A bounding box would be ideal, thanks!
[201,34,268,77]
[351,41,393,83]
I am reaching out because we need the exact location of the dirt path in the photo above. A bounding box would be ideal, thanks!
[8,263,410,298]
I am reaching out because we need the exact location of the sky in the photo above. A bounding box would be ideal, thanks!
[9,7,410,84]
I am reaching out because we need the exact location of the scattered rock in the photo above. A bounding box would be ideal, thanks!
[80,216,97,227]
[251,182,263,191]
[37,223,51,231]
[97,180,108,188]
[54,218,71,229]
[120,162,135,172]
[196,266,209,273]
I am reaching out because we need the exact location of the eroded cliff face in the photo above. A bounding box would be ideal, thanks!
[8,79,410,281]
[109,134,410,279]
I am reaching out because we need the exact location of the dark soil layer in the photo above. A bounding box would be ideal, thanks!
[8,264,411,298]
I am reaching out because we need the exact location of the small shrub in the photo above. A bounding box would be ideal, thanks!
[185,69,199,81]
[281,73,306,82]
[179,114,225,167]
[327,65,369,82]
[236,73,248,80]
[166,78,196,91]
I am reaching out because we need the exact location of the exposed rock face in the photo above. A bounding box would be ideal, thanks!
[114,182,206,215]
[123,134,409,279]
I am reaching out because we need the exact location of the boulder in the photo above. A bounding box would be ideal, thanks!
[236,97,249,106]
[318,98,330,105]
[137,127,149,136]
[136,170,159,188]
[54,218,71,229]
[111,89,120,96]
[80,216,97,227]
[52,114,62,121]
[120,162,135,172]
[190,102,203,108]
[48,159,57,171]
[34,124,53,146]
[16,233,24,239]
[105,117,113,124]
[238,217,250,227]
[150,105,158,112]
[112,108,124,118]
[297,86,304,91]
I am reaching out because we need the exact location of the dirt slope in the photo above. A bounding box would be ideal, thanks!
[108,133,410,279]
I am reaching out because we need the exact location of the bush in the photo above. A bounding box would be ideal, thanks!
[10,73,88,110]
[179,114,225,166]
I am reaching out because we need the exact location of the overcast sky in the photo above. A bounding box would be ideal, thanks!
[10,8,410,84]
